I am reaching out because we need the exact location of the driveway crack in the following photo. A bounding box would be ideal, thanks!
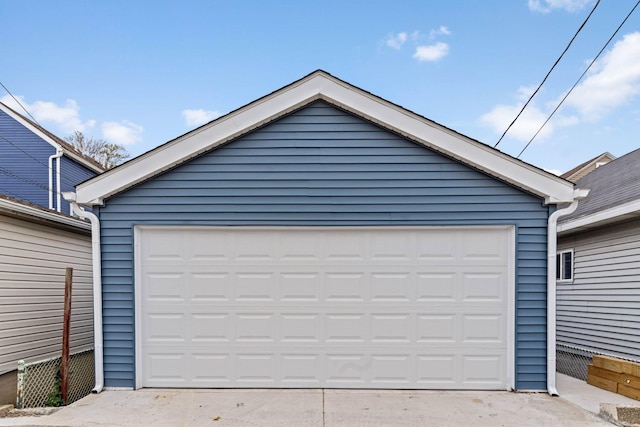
[322,389,326,426]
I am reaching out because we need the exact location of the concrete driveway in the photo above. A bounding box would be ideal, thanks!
[0,388,613,427]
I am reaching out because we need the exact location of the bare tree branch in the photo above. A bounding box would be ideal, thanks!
[64,131,130,169]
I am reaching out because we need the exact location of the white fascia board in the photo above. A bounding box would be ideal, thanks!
[0,103,103,173]
[0,197,91,231]
[558,198,640,234]
[75,71,575,205]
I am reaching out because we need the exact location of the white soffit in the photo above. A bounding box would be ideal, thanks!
[75,71,575,205]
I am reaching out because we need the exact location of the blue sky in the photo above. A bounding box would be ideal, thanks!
[2,0,640,174]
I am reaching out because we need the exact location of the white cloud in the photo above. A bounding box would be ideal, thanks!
[386,32,408,50]
[181,108,221,127]
[544,168,563,176]
[565,32,640,119]
[430,25,451,39]
[528,0,593,13]
[516,85,537,102]
[413,42,449,62]
[480,102,554,141]
[101,120,143,145]
[480,33,640,144]
[0,94,95,133]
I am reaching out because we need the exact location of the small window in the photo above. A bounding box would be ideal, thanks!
[556,249,573,282]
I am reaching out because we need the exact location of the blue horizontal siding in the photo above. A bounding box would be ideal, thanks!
[97,100,551,389]
[0,109,98,209]
[59,156,97,213]
[0,109,53,206]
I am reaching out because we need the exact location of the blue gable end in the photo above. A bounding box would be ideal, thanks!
[0,109,53,207]
[97,101,551,390]
[0,108,98,211]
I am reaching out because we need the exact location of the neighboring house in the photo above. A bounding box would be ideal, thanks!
[557,148,640,363]
[0,195,94,404]
[0,103,103,404]
[0,101,105,214]
[69,71,583,393]
[561,152,616,183]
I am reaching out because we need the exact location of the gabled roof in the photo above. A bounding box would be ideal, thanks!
[559,148,640,234]
[75,70,577,205]
[560,152,616,182]
[0,101,105,173]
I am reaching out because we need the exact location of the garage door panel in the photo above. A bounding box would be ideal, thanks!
[189,273,231,301]
[138,227,512,389]
[142,349,510,389]
[191,313,232,342]
[462,269,507,302]
[462,355,505,384]
[145,273,185,301]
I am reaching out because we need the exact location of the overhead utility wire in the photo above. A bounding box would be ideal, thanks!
[0,81,39,124]
[518,0,640,158]
[494,0,601,148]
[0,134,80,188]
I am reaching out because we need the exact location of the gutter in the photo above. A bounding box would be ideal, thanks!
[63,192,104,393]
[0,197,90,231]
[546,188,589,396]
[558,198,640,234]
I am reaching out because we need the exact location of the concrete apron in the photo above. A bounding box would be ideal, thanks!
[0,389,613,427]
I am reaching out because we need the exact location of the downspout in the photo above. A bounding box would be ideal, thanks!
[63,192,104,393]
[546,188,589,396]
[48,148,63,210]
[56,155,62,212]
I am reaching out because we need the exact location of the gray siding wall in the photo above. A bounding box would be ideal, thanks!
[0,214,94,374]
[97,101,551,390]
[558,218,640,361]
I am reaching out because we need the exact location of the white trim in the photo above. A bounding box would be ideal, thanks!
[563,152,615,181]
[0,197,90,231]
[133,224,516,391]
[0,102,104,173]
[134,226,143,390]
[558,198,640,234]
[75,71,575,205]
[507,225,516,391]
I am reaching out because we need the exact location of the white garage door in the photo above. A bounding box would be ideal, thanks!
[136,226,513,389]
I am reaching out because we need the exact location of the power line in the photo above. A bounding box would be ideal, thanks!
[494,0,601,148]
[518,0,640,158]
[0,81,39,125]
[0,134,80,188]
[0,166,50,192]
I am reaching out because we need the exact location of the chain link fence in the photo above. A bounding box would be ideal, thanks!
[16,349,94,409]
[557,344,640,381]
[556,344,595,380]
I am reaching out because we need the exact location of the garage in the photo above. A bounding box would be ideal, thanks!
[72,71,579,391]
[136,226,513,389]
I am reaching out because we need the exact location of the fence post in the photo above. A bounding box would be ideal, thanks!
[61,267,73,405]
[16,360,25,409]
